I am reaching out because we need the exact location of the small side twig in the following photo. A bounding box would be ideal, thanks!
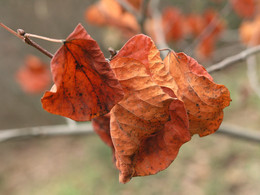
[207,45,260,73]
[0,23,64,59]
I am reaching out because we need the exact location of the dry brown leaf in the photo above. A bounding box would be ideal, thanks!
[110,56,190,183]
[164,51,231,136]
[41,24,124,121]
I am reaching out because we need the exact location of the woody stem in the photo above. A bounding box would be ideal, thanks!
[0,23,55,59]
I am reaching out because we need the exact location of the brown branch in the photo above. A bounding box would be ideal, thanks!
[207,45,260,73]
[0,23,56,59]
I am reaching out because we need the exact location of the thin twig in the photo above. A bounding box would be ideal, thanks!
[139,0,150,33]
[25,33,64,43]
[0,123,93,143]
[150,0,170,58]
[1,123,260,143]
[23,36,54,58]
[116,0,150,34]
[207,45,260,73]
[216,123,260,143]
[0,23,56,58]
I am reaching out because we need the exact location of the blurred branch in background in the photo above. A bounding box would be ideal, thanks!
[116,0,150,33]
[184,2,231,55]
[207,45,260,73]
[150,0,170,58]
[1,122,260,143]
[0,123,93,143]
[216,124,260,144]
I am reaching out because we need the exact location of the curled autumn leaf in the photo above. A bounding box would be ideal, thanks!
[164,51,231,136]
[110,56,190,183]
[16,55,51,94]
[41,24,124,121]
[85,0,140,37]
[113,34,230,136]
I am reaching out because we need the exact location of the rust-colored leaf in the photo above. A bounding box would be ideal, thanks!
[164,51,231,136]
[41,24,124,121]
[231,0,256,18]
[110,56,190,183]
[16,55,51,94]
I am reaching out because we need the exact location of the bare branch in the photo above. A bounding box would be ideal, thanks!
[216,123,260,143]
[207,45,260,73]
[0,123,93,142]
[1,122,260,144]
[0,23,54,58]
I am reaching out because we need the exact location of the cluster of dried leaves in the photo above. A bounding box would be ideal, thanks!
[16,0,259,94]
[36,24,230,183]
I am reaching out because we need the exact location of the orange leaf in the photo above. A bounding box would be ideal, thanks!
[41,24,124,121]
[16,55,51,94]
[203,10,225,37]
[114,34,230,136]
[161,7,185,42]
[110,57,190,183]
[239,15,260,46]
[196,36,216,59]
[85,0,140,37]
[231,0,256,18]
[164,51,231,136]
[186,14,205,37]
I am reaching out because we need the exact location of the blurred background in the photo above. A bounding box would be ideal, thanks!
[0,0,260,194]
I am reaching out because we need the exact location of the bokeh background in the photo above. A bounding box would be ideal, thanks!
[0,0,260,194]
